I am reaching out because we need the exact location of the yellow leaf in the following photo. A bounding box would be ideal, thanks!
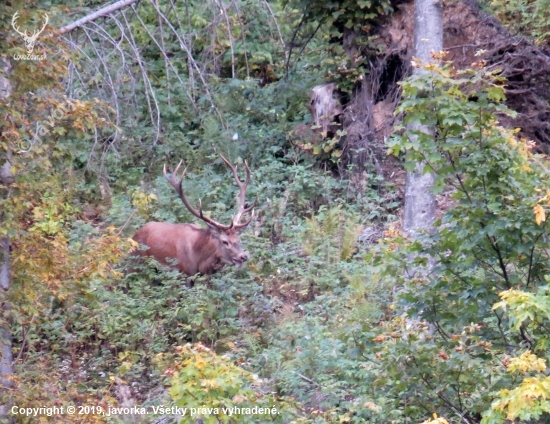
[419,412,450,424]
[534,204,546,225]
[200,379,219,389]
[508,350,546,373]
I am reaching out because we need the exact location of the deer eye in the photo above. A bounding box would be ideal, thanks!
[222,240,229,246]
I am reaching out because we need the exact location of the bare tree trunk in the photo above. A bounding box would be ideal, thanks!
[403,0,443,237]
[0,303,13,422]
[308,83,343,137]
[0,57,14,424]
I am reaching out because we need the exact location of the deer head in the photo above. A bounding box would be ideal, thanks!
[166,155,255,266]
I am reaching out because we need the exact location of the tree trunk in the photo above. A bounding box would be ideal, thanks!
[308,83,343,137]
[0,57,14,424]
[403,0,443,237]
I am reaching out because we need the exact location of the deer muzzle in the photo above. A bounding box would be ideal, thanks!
[233,252,249,267]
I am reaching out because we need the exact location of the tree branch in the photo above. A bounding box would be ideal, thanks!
[59,0,141,34]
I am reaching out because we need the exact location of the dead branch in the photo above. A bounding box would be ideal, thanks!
[60,0,140,34]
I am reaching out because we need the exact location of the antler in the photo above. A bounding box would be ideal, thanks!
[219,154,256,230]
[11,12,27,38]
[164,155,255,231]
[164,160,232,230]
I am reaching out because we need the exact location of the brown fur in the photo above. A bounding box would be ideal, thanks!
[132,222,248,276]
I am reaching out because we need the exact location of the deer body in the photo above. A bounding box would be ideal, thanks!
[132,155,254,276]
[133,222,247,275]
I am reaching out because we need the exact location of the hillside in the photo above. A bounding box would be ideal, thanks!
[1,0,550,423]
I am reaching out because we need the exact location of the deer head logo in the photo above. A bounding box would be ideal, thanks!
[12,11,49,54]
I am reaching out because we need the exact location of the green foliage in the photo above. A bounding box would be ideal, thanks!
[302,205,362,261]
[282,0,394,91]
[242,287,395,422]
[388,62,549,302]
[166,343,296,423]
[493,285,550,334]
[7,1,550,423]
[374,61,550,422]
[0,0,397,422]
[0,5,142,418]
[489,0,550,44]
[481,350,550,422]
[482,289,550,423]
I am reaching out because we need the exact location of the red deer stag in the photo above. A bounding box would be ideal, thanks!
[133,155,255,276]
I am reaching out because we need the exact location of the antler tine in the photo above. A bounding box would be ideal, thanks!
[164,160,231,230]
[172,159,185,179]
[234,208,255,230]
[220,155,252,187]
[219,154,255,229]
[243,160,252,185]
[219,154,241,185]
[163,160,185,190]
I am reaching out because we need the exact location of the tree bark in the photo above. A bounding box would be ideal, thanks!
[0,57,14,424]
[308,83,343,137]
[403,0,443,237]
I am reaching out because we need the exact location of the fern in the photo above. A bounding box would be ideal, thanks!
[301,206,362,263]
